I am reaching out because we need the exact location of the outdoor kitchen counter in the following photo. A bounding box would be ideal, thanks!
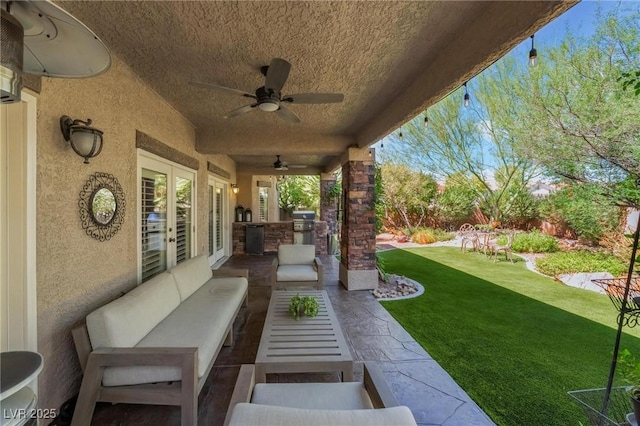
[232,221,328,255]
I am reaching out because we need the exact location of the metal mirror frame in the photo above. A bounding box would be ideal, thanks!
[79,172,126,241]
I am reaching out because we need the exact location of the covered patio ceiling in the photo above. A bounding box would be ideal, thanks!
[56,1,575,175]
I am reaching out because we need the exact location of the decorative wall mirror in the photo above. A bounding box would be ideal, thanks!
[79,172,126,241]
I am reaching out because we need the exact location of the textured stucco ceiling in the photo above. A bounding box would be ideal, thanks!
[56,1,576,174]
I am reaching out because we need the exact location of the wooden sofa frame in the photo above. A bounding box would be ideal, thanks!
[270,256,324,290]
[223,362,400,426]
[71,269,249,426]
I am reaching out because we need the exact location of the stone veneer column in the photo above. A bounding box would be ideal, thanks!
[339,148,377,290]
[320,173,338,253]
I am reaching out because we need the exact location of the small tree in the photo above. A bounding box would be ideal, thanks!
[277,175,320,216]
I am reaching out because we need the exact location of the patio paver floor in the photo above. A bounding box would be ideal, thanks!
[88,254,494,426]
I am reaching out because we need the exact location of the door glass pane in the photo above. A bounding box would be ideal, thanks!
[216,187,223,251]
[175,176,192,264]
[209,185,214,257]
[141,169,167,282]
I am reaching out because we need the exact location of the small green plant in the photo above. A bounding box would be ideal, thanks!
[326,181,341,200]
[496,230,559,253]
[535,251,627,276]
[288,293,319,320]
[618,349,640,399]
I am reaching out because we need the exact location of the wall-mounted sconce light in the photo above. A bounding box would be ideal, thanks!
[60,115,104,164]
[423,113,429,127]
[529,34,537,67]
[231,183,239,194]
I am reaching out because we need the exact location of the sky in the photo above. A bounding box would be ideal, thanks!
[374,0,639,168]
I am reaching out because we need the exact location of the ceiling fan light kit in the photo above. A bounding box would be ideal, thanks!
[191,57,344,123]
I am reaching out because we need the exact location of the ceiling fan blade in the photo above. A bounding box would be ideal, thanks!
[276,105,301,124]
[224,104,257,118]
[287,165,308,168]
[282,93,344,104]
[190,81,256,98]
[264,58,291,93]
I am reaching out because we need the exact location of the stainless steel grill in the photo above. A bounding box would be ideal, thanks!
[293,210,315,245]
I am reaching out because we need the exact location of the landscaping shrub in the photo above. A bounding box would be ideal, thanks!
[411,227,454,244]
[535,251,627,276]
[497,230,558,253]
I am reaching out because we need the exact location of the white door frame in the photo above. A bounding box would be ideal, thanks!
[0,91,38,354]
[207,176,230,265]
[137,150,197,283]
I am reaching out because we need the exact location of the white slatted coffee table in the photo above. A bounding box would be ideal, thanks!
[255,290,354,383]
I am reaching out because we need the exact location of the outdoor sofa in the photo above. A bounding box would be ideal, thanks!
[71,255,248,425]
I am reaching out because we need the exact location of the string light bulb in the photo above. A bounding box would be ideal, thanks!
[529,34,537,67]
[463,82,470,107]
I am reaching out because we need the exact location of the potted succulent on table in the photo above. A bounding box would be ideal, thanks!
[618,348,640,423]
[288,293,319,320]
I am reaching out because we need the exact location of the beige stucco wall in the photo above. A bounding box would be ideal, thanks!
[35,54,236,411]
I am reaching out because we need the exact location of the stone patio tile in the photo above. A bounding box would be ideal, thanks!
[349,334,406,349]
[381,346,432,362]
[383,367,465,425]
[443,401,495,426]
[391,360,473,401]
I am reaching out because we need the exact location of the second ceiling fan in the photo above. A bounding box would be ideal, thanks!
[191,58,344,123]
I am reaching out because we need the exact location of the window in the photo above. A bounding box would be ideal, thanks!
[259,187,269,222]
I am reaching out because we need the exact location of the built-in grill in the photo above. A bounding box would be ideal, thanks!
[292,210,315,245]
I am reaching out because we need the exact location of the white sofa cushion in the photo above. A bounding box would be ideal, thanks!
[252,382,373,410]
[276,265,318,282]
[278,245,315,266]
[86,272,180,349]
[169,255,213,301]
[228,404,418,426]
[102,276,248,386]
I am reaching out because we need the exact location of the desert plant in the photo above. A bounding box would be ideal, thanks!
[410,227,455,244]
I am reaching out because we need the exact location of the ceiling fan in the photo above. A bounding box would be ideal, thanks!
[190,58,344,123]
[270,155,307,171]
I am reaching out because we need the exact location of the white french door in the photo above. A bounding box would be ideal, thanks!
[208,178,227,264]
[138,153,196,283]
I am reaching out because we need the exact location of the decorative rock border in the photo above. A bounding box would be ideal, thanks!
[373,274,425,301]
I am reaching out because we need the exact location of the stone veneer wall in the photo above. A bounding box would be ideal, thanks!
[340,161,376,270]
[320,179,339,235]
[34,54,236,412]
[233,222,327,255]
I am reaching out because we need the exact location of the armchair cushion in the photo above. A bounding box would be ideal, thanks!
[252,382,373,410]
[276,265,318,282]
[278,245,315,265]
[228,404,417,426]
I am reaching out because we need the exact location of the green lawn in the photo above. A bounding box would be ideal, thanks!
[378,247,640,426]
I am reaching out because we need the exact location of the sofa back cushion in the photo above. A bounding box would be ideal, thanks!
[169,255,212,301]
[86,272,180,349]
[278,245,315,266]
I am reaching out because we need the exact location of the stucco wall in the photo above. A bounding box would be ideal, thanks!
[35,55,236,411]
